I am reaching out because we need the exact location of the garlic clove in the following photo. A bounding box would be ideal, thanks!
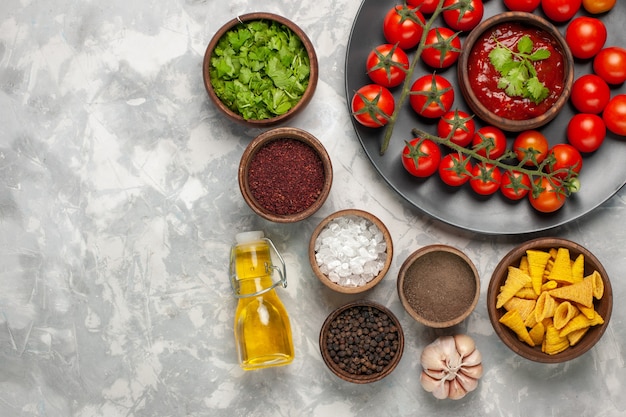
[460,347,482,367]
[447,378,468,400]
[454,334,477,357]
[420,371,441,392]
[460,363,484,380]
[423,368,448,380]
[439,336,462,369]
[420,372,449,400]
[456,367,481,393]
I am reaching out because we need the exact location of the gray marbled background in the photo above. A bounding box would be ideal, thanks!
[1,0,625,416]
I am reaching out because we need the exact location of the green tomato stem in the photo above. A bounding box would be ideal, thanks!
[379,0,448,155]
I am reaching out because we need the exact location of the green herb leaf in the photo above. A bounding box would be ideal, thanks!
[488,35,551,104]
[517,35,533,54]
[526,76,550,103]
[209,20,311,120]
[530,49,551,61]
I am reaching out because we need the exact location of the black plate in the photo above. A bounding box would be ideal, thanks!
[346,0,626,235]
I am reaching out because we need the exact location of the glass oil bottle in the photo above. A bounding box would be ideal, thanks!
[229,231,294,370]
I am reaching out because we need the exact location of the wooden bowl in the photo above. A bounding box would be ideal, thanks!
[397,245,480,328]
[457,12,574,132]
[319,300,404,384]
[238,127,332,223]
[203,12,318,127]
[309,209,393,294]
[487,237,613,363]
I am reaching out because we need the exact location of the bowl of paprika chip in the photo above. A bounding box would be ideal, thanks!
[458,12,574,132]
[203,12,318,127]
[238,127,333,223]
[319,300,404,384]
[487,237,613,363]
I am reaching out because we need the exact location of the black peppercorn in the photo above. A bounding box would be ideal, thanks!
[323,305,401,376]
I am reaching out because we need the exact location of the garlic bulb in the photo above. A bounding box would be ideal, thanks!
[419,334,483,400]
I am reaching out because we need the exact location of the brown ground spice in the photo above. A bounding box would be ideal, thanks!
[403,251,476,323]
[248,138,325,215]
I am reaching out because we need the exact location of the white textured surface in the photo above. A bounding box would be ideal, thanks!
[0,1,625,416]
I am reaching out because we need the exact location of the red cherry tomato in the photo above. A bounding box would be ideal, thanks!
[582,0,616,14]
[383,5,426,50]
[541,0,581,22]
[437,110,476,147]
[402,138,442,178]
[603,94,626,136]
[570,74,611,114]
[470,162,501,196]
[407,0,440,14]
[529,177,566,213]
[351,84,395,128]
[567,113,606,153]
[472,126,507,159]
[409,74,455,119]
[438,153,472,186]
[366,44,410,88]
[442,0,484,32]
[513,130,549,166]
[503,0,541,12]
[547,143,583,179]
[500,170,531,200]
[565,17,607,60]
[422,27,462,69]
[593,47,626,85]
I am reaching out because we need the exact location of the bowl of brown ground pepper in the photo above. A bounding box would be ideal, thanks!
[397,245,480,328]
[238,127,332,222]
[319,300,404,384]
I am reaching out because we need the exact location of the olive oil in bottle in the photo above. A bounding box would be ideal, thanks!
[230,231,294,370]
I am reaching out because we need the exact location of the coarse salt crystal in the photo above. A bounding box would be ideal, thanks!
[314,214,387,287]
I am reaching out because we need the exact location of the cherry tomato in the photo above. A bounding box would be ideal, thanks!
[500,170,531,200]
[603,94,626,136]
[422,27,462,69]
[366,44,410,88]
[442,0,484,32]
[472,126,507,159]
[529,177,566,213]
[582,0,616,13]
[541,0,581,22]
[565,17,607,60]
[503,0,541,12]
[438,153,472,186]
[437,110,476,147]
[407,0,440,14]
[351,84,395,128]
[567,113,606,153]
[409,74,455,119]
[383,5,426,50]
[570,74,610,114]
[593,47,626,85]
[402,138,442,178]
[546,143,583,179]
[470,162,501,196]
[513,130,549,166]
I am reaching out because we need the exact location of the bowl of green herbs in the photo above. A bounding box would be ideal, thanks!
[203,12,318,126]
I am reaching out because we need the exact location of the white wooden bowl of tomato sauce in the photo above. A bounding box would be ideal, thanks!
[458,12,574,132]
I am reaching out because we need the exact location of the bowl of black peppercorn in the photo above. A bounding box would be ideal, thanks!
[319,300,404,384]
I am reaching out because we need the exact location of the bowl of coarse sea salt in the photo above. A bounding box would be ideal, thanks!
[308,209,393,294]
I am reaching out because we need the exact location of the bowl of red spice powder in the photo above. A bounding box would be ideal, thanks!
[397,245,480,328]
[238,127,333,223]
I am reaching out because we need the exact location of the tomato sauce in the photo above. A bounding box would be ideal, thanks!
[468,22,565,120]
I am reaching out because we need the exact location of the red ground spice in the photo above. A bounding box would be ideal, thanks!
[247,138,325,215]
